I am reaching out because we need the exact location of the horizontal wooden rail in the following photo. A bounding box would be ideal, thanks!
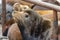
[22,0,60,12]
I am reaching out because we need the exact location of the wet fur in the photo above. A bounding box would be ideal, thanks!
[8,9,54,40]
[3,19,15,36]
[8,23,22,40]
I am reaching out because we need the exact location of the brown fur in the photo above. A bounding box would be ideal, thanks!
[8,9,54,40]
[3,3,30,36]
[7,3,31,40]
[8,23,22,40]
[41,13,60,34]
[3,19,15,33]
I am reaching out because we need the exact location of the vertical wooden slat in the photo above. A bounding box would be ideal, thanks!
[2,0,6,35]
[53,10,58,40]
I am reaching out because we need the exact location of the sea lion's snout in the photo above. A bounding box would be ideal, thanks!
[12,11,22,22]
[12,10,30,23]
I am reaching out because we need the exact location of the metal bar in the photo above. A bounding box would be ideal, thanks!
[22,0,60,12]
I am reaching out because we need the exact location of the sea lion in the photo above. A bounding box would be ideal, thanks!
[8,9,54,40]
[8,23,22,40]
[3,3,30,36]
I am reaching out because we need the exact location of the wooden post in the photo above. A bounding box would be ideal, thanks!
[53,10,58,40]
[53,2,60,40]
[2,0,6,35]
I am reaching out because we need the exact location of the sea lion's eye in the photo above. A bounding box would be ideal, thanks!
[25,15,29,18]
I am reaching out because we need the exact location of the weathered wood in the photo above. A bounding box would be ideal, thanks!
[53,10,58,40]
[22,0,60,12]
[2,0,6,35]
[2,0,6,25]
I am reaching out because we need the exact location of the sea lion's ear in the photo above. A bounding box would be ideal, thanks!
[13,3,21,11]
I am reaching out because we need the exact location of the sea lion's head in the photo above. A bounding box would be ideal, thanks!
[12,9,43,37]
[12,9,42,27]
[12,9,53,40]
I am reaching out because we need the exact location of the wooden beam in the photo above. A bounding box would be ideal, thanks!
[22,0,60,12]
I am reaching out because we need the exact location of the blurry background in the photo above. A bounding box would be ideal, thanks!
[0,0,60,40]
